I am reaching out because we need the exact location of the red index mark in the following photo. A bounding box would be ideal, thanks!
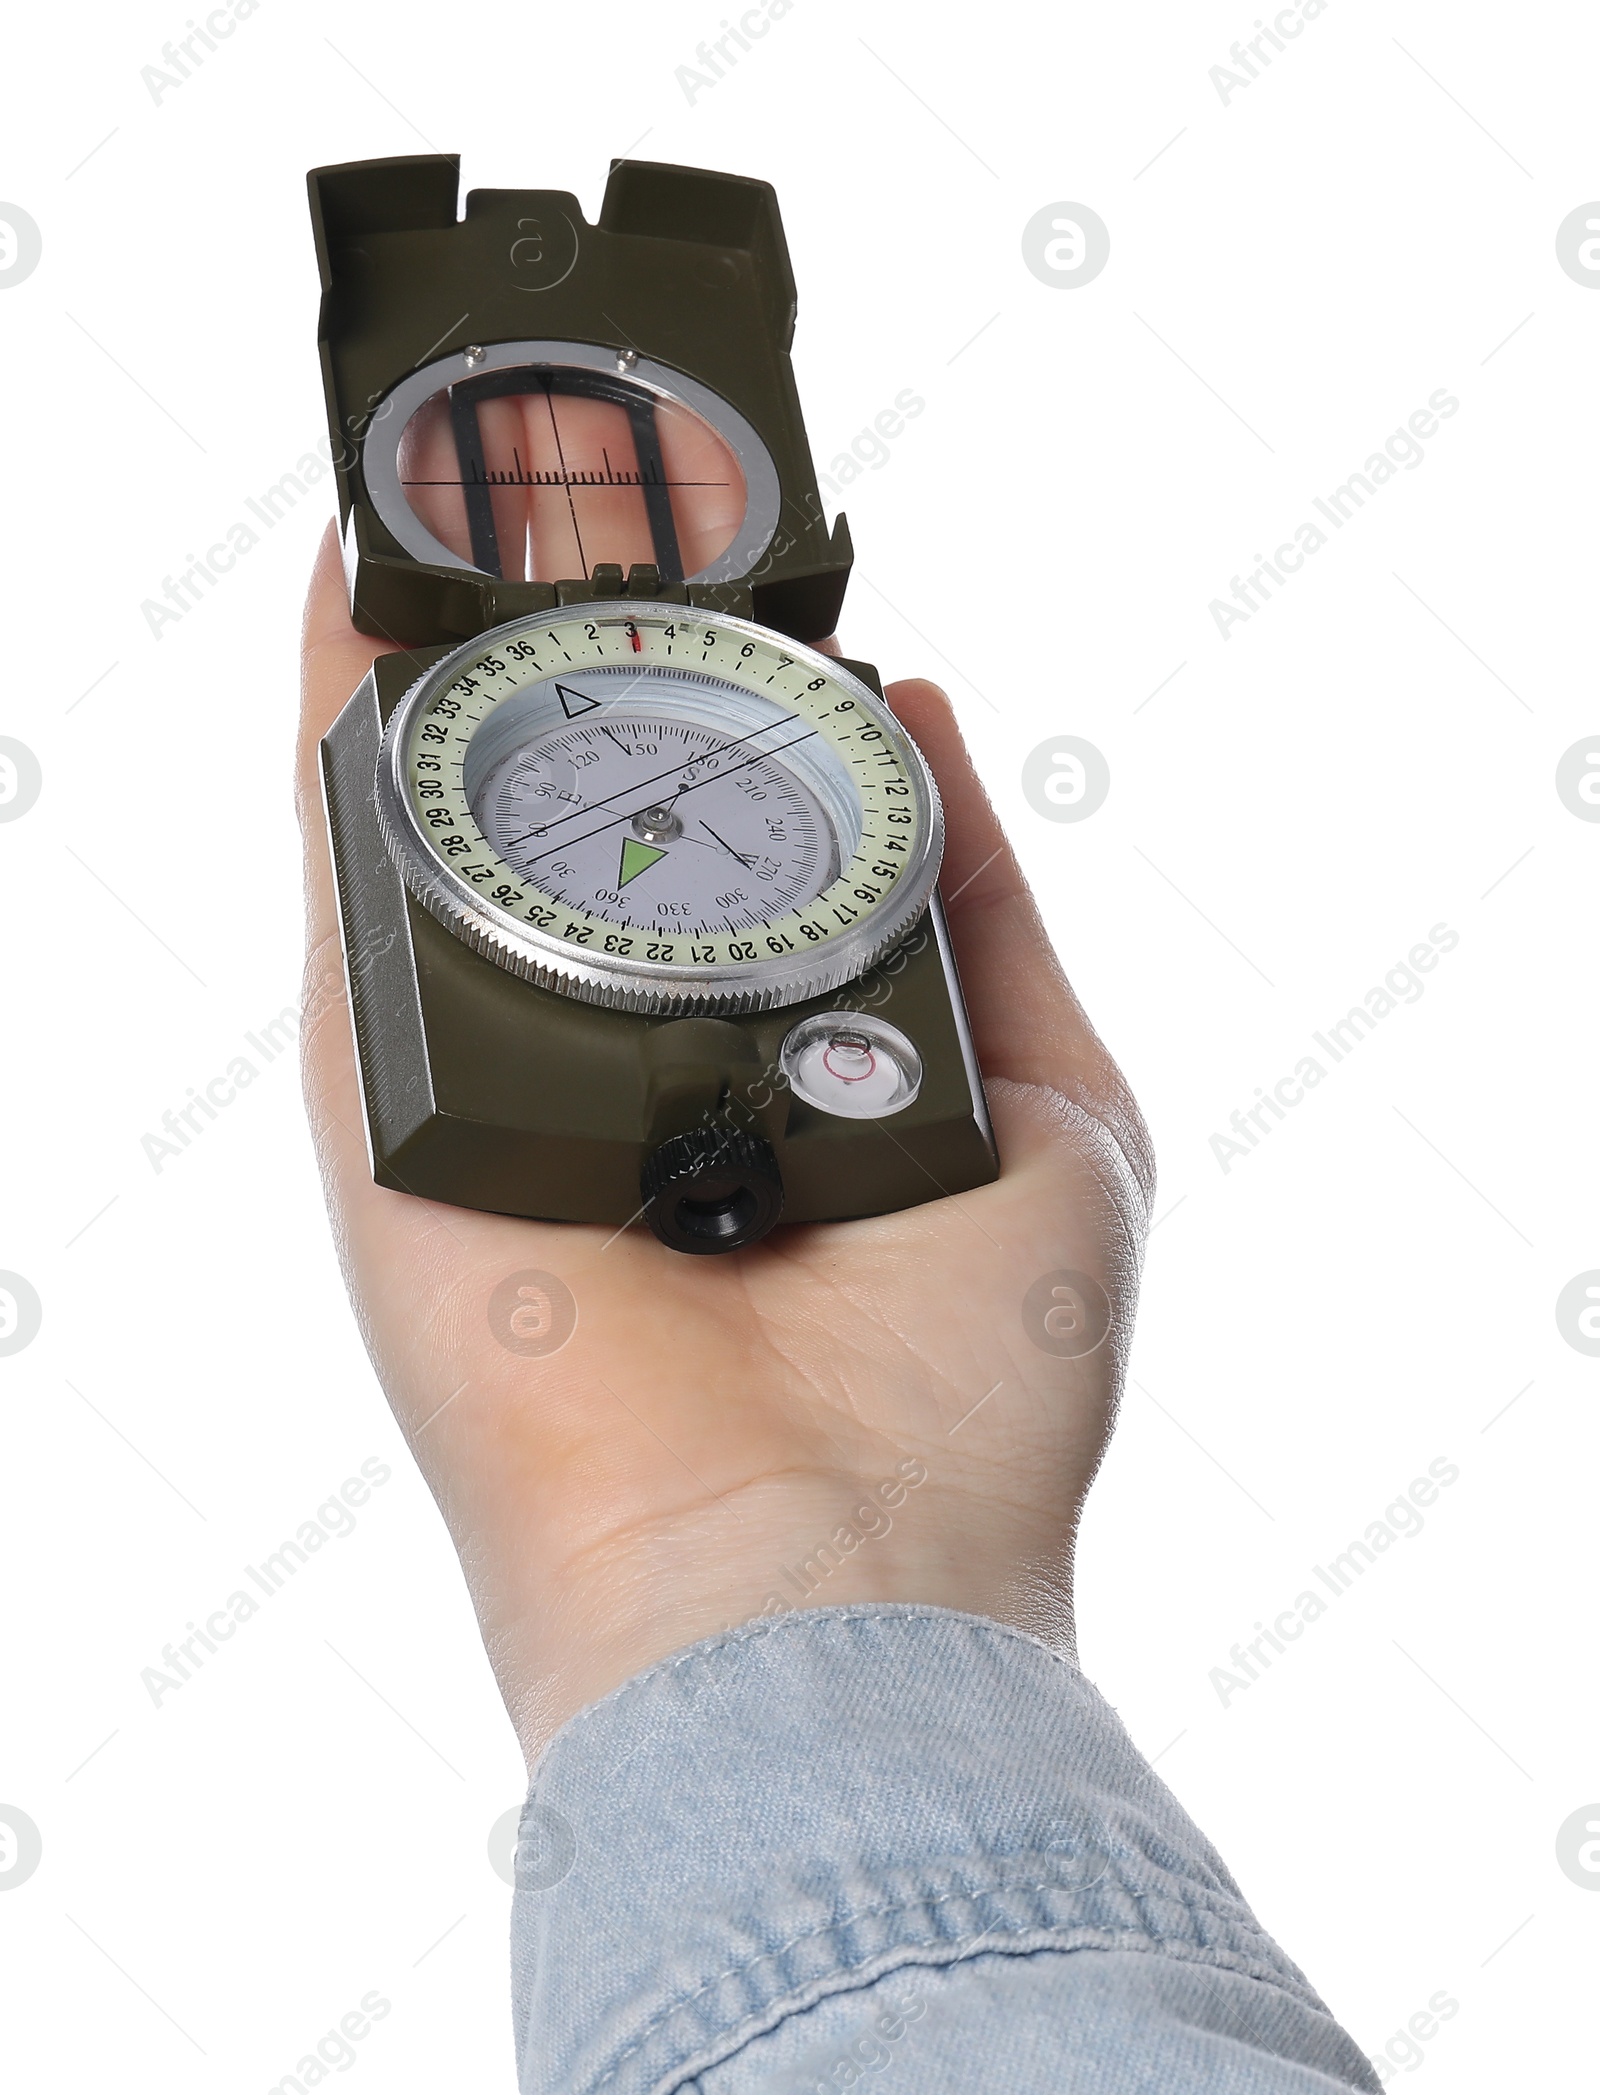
[627,622,642,653]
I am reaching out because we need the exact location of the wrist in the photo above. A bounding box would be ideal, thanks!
[480,1459,1078,1762]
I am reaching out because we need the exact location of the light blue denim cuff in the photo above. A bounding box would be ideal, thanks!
[509,1604,1379,2094]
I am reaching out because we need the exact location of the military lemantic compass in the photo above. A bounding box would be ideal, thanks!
[313,154,996,1253]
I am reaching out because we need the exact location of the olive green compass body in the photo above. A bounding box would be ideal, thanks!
[313,154,996,1252]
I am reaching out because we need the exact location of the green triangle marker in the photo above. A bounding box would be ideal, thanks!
[618,837,669,888]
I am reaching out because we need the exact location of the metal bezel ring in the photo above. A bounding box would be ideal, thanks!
[359,339,784,586]
[373,604,944,1016]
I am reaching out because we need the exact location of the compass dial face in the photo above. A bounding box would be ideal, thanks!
[470,704,839,937]
[375,604,943,1014]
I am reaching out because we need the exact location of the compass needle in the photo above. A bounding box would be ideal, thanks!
[699,820,756,868]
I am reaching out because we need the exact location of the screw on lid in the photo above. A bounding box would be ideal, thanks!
[640,1128,784,1255]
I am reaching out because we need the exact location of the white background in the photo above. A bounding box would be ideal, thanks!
[1,1,1594,2087]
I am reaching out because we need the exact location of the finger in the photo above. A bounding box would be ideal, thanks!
[397,395,475,563]
[658,394,747,578]
[296,523,398,940]
[887,677,1149,1179]
[297,522,395,799]
[512,392,654,579]
[295,526,407,1219]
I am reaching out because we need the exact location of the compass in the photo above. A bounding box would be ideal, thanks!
[312,153,996,1253]
[375,604,941,1013]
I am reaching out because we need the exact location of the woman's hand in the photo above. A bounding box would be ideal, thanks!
[297,525,1152,1764]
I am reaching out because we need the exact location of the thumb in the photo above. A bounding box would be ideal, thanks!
[887,676,1152,1200]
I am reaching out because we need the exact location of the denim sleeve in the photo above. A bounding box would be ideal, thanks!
[510,1604,1380,2095]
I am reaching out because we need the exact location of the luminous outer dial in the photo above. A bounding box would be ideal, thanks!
[375,603,943,1014]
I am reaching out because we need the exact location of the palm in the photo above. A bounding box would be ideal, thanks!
[299,530,1150,1754]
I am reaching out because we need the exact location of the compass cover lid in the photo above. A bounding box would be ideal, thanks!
[309,154,852,647]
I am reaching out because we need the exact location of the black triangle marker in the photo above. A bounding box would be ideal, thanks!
[555,682,601,719]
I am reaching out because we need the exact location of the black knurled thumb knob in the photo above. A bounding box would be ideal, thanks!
[640,1128,784,1255]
